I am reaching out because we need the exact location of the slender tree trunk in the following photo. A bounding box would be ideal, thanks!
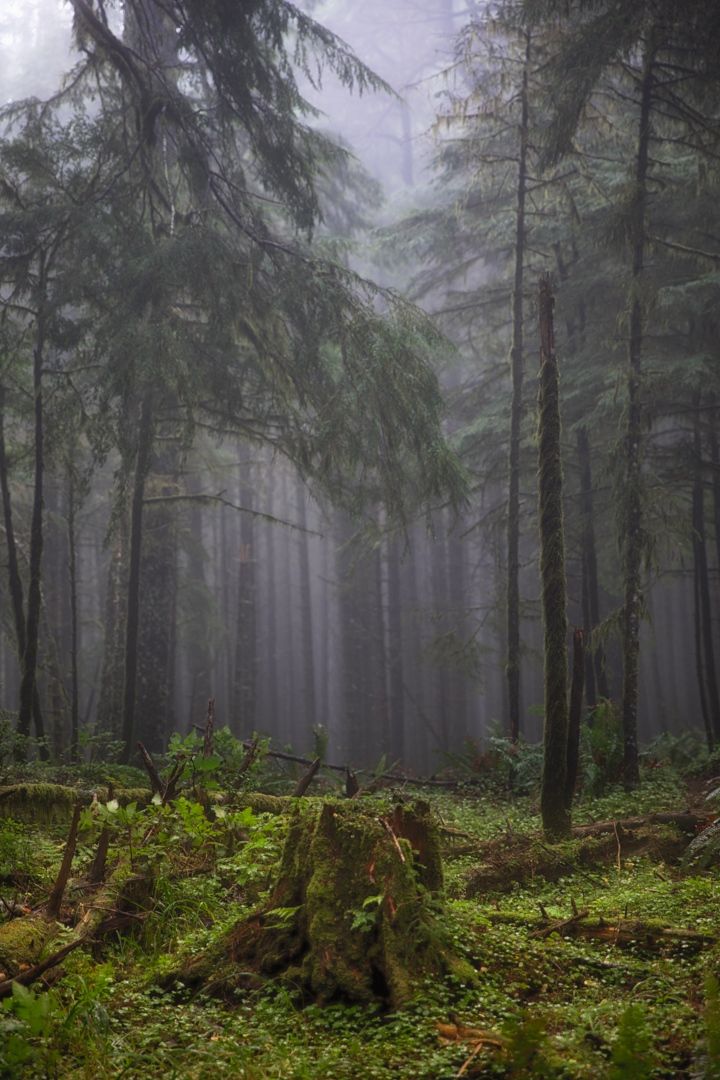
[386,535,405,764]
[577,427,609,703]
[538,275,570,840]
[506,30,531,744]
[135,445,179,751]
[17,254,49,755]
[296,478,317,735]
[694,548,713,750]
[0,387,47,748]
[234,458,257,735]
[709,393,720,587]
[121,390,154,764]
[565,628,585,811]
[621,40,655,788]
[692,391,720,745]
[97,515,128,738]
[67,458,80,762]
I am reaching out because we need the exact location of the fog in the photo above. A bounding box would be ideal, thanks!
[0,0,715,773]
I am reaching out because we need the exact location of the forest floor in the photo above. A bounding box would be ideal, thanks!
[0,744,719,1079]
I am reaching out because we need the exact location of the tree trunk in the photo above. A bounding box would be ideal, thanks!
[97,513,128,739]
[565,628,585,810]
[135,446,179,751]
[620,39,655,789]
[0,385,48,749]
[576,427,609,709]
[121,390,154,764]
[296,477,317,736]
[692,391,720,745]
[17,253,49,757]
[538,275,570,840]
[386,535,405,764]
[234,455,257,735]
[67,457,80,761]
[506,31,531,743]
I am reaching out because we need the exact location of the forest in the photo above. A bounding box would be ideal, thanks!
[0,0,719,1076]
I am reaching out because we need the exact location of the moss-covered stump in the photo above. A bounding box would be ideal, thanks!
[177,799,473,1008]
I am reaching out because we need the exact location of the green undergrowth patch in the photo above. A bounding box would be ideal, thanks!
[0,768,718,1078]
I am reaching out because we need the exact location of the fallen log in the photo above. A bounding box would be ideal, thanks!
[572,811,712,837]
[489,911,715,947]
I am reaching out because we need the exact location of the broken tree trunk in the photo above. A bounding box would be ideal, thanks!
[173,799,472,1008]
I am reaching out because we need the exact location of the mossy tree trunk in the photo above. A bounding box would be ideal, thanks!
[537,275,570,840]
[178,799,472,1009]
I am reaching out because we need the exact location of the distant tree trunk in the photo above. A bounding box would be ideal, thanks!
[185,487,212,731]
[17,253,49,757]
[431,525,450,751]
[386,535,405,763]
[506,31,531,744]
[621,40,655,789]
[692,391,720,746]
[67,458,80,761]
[234,461,257,736]
[121,390,154,764]
[97,515,128,738]
[537,275,570,840]
[709,393,720,586]
[565,628,585,811]
[576,427,609,705]
[296,478,317,735]
[0,385,47,748]
[135,446,179,752]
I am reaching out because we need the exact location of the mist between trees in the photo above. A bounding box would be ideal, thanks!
[0,0,718,777]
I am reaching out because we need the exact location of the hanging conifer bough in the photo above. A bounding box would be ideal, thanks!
[0,0,468,758]
[63,0,466,520]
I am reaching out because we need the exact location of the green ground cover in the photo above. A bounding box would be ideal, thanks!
[0,740,719,1079]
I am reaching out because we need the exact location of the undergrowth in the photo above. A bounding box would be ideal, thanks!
[0,730,718,1079]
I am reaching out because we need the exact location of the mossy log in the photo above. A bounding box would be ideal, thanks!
[175,799,473,1008]
[0,783,151,824]
[488,910,715,950]
[463,826,689,897]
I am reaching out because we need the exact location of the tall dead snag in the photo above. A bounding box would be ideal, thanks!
[537,275,571,840]
[174,800,473,1008]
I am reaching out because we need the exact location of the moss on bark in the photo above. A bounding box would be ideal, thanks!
[0,783,151,824]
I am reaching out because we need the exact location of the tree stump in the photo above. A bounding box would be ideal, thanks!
[177,799,473,1008]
